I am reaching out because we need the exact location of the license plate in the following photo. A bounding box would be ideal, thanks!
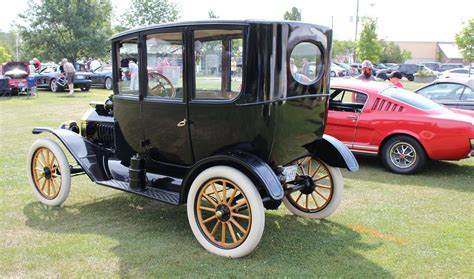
[18,82,24,87]
[282,165,298,182]
[76,75,84,79]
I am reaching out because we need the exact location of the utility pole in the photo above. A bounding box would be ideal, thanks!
[353,0,360,63]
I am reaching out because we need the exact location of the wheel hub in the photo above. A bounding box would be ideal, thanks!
[215,204,231,222]
[300,176,315,195]
[43,167,52,179]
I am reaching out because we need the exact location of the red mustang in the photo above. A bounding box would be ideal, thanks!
[326,79,474,174]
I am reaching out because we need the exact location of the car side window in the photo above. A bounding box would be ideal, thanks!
[329,89,367,112]
[193,29,243,100]
[418,83,464,101]
[116,38,139,96]
[461,87,473,100]
[146,32,183,100]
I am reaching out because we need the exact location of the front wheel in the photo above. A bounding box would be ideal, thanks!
[27,139,71,206]
[104,77,113,90]
[187,166,265,258]
[283,157,343,219]
[80,85,90,92]
[381,135,426,174]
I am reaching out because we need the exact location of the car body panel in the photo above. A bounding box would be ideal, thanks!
[91,65,113,88]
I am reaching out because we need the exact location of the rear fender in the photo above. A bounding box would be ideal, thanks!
[305,134,359,171]
[181,152,284,204]
[32,127,110,181]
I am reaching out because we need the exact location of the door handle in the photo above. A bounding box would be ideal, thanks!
[177,118,187,127]
[346,115,358,119]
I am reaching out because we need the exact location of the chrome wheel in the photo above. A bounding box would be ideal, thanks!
[389,142,416,169]
[50,79,57,92]
[105,77,113,90]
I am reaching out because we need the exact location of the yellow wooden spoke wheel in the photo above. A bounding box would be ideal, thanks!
[187,166,264,258]
[283,156,343,219]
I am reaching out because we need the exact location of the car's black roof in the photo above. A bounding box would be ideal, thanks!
[111,20,328,40]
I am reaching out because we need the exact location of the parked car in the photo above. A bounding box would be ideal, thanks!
[1,61,30,94]
[415,77,474,110]
[335,62,357,76]
[91,65,113,90]
[36,64,92,92]
[376,63,420,81]
[437,68,474,79]
[350,63,362,74]
[26,20,358,258]
[421,62,441,72]
[439,63,464,72]
[325,79,474,174]
[330,63,347,77]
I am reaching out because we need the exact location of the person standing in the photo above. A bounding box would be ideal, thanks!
[32,57,42,72]
[356,60,375,81]
[301,58,309,76]
[28,60,36,75]
[62,58,76,96]
[388,71,404,88]
[129,60,139,91]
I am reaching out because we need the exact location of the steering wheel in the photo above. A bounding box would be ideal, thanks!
[148,72,176,98]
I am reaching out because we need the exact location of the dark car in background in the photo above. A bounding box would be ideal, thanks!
[422,62,441,72]
[91,65,113,90]
[36,64,92,92]
[376,63,420,81]
[439,63,464,72]
[415,77,474,110]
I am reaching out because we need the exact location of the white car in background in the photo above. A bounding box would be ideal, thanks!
[438,68,474,79]
[330,63,347,77]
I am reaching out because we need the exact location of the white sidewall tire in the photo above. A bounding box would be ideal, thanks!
[187,166,265,258]
[283,161,343,219]
[27,138,71,206]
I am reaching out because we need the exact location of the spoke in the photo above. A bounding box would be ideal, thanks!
[298,164,307,176]
[305,194,309,209]
[39,151,48,167]
[222,181,227,203]
[40,178,47,191]
[314,174,329,182]
[202,193,218,207]
[227,222,238,243]
[211,183,222,203]
[203,215,217,224]
[228,188,238,205]
[311,192,319,208]
[308,160,312,177]
[295,192,303,203]
[221,222,226,244]
[210,222,220,237]
[311,164,322,178]
[35,167,44,172]
[230,218,246,234]
[199,206,216,213]
[48,151,55,168]
[315,189,328,201]
[50,181,57,196]
[315,184,332,189]
[46,180,51,196]
[44,150,50,168]
[231,199,247,210]
[232,212,250,220]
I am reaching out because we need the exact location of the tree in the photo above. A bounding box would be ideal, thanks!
[0,32,17,58]
[332,40,356,60]
[208,9,219,19]
[379,40,411,63]
[284,7,301,21]
[0,45,12,63]
[18,0,113,63]
[121,0,180,29]
[455,18,474,66]
[356,17,382,63]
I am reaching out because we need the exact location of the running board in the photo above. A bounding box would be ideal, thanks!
[96,179,180,205]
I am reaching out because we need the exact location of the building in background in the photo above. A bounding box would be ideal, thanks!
[393,41,465,64]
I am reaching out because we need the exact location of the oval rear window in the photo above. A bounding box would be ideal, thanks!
[290,42,322,85]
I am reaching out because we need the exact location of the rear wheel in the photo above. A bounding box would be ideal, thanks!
[80,85,90,92]
[330,71,336,77]
[283,156,343,219]
[50,79,60,92]
[406,74,414,81]
[104,77,113,90]
[187,166,265,258]
[381,135,426,174]
[27,139,71,206]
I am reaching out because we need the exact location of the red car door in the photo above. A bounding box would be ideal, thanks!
[326,89,367,148]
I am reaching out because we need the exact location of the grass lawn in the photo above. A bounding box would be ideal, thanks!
[0,86,473,277]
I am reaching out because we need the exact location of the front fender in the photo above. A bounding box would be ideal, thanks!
[32,127,110,181]
[305,134,359,172]
[181,152,284,204]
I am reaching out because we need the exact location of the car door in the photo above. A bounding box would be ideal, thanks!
[326,89,367,148]
[91,67,103,85]
[139,29,194,166]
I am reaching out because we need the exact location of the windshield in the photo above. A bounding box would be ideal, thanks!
[381,87,445,111]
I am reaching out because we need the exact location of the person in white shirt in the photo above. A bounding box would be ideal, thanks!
[129,60,139,91]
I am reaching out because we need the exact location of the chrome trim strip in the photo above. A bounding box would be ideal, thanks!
[352,144,378,151]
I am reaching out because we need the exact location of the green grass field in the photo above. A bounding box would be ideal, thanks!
[0,85,473,277]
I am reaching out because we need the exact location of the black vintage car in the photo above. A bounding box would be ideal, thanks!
[27,20,358,258]
[91,65,113,90]
[36,64,92,92]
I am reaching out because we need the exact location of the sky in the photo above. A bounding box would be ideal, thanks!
[1,0,473,42]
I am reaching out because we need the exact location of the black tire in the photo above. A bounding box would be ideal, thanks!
[381,136,426,174]
[104,77,113,90]
[406,74,414,81]
[81,85,90,92]
[50,79,62,92]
